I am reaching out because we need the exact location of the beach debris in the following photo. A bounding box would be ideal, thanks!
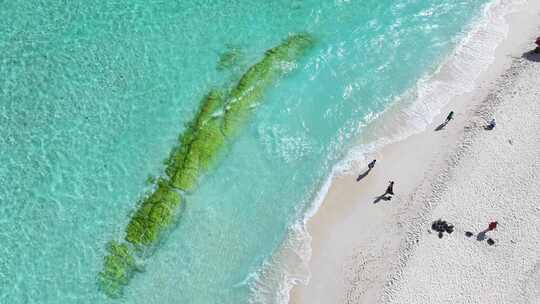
[431,219,454,238]
[487,238,495,246]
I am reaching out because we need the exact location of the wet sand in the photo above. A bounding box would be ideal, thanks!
[290,3,540,303]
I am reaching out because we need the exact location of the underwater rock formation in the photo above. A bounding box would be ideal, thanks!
[217,45,243,71]
[125,179,182,246]
[166,90,226,191]
[223,33,314,136]
[98,241,139,298]
[98,33,314,298]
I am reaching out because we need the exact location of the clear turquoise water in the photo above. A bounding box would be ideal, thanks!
[0,1,490,303]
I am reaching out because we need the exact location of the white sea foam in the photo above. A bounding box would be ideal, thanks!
[336,0,525,174]
[246,0,527,303]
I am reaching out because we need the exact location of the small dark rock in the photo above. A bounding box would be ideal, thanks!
[465,231,474,237]
[487,239,495,246]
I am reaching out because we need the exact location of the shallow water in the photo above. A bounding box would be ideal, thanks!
[0,1,489,303]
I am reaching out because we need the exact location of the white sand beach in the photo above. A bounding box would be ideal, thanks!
[289,2,540,304]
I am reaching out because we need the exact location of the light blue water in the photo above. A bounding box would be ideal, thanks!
[0,1,490,303]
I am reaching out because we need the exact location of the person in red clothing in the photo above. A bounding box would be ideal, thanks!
[535,37,540,53]
[487,221,498,231]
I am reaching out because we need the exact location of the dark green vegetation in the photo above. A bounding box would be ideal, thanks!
[166,91,226,191]
[223,33,314,136]
[125,180,182,246]
[98,33,314,298]
[217,46,243,71]
[98,241,138,298]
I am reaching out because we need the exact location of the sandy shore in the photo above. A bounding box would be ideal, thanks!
[289,2,540,304]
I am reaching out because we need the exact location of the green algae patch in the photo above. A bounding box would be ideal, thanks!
[98,241,138,298]
[125,180,182,246]
[217,45,243,71]
[167,91,226,191]
[167,34,314,190]
[172,118,225,190]
[223,33,315,136]
[99,32,315,298]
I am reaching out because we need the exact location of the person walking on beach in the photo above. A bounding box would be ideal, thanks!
[486,118,496,130]
[435,111,455,131]
[487,221,498,231]
[385,181,395,196]
[534,36,540,53]
[356,159,377,182]
[445,111,454,123]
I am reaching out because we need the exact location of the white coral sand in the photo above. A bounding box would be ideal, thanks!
[289,3,540,304]
[382,55,540,304]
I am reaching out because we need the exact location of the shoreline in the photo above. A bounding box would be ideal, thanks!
[288,1,540,303]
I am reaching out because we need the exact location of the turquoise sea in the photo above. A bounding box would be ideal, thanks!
[1,0,494,303]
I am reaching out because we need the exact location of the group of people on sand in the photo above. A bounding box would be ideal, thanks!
[354,36,540,244]
[357,109,499,244]
[360,110,496,197]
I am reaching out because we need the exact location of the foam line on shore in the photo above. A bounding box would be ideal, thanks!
[334,0,525,175]
[245,1,530,303]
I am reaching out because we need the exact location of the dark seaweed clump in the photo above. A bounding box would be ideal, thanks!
[98,33,315,298]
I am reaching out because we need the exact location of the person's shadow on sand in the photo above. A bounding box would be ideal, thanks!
[356,168,372,182]
[523,50,540,62]
[435,121,449,131]
[373,193,392,204]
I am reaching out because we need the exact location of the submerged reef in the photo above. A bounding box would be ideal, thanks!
[98,33,314,298]
[125,179,182,246]
[98,241,139,298]
[223,33,314,136]
[217,45,243,71]
[166,90,226,191]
